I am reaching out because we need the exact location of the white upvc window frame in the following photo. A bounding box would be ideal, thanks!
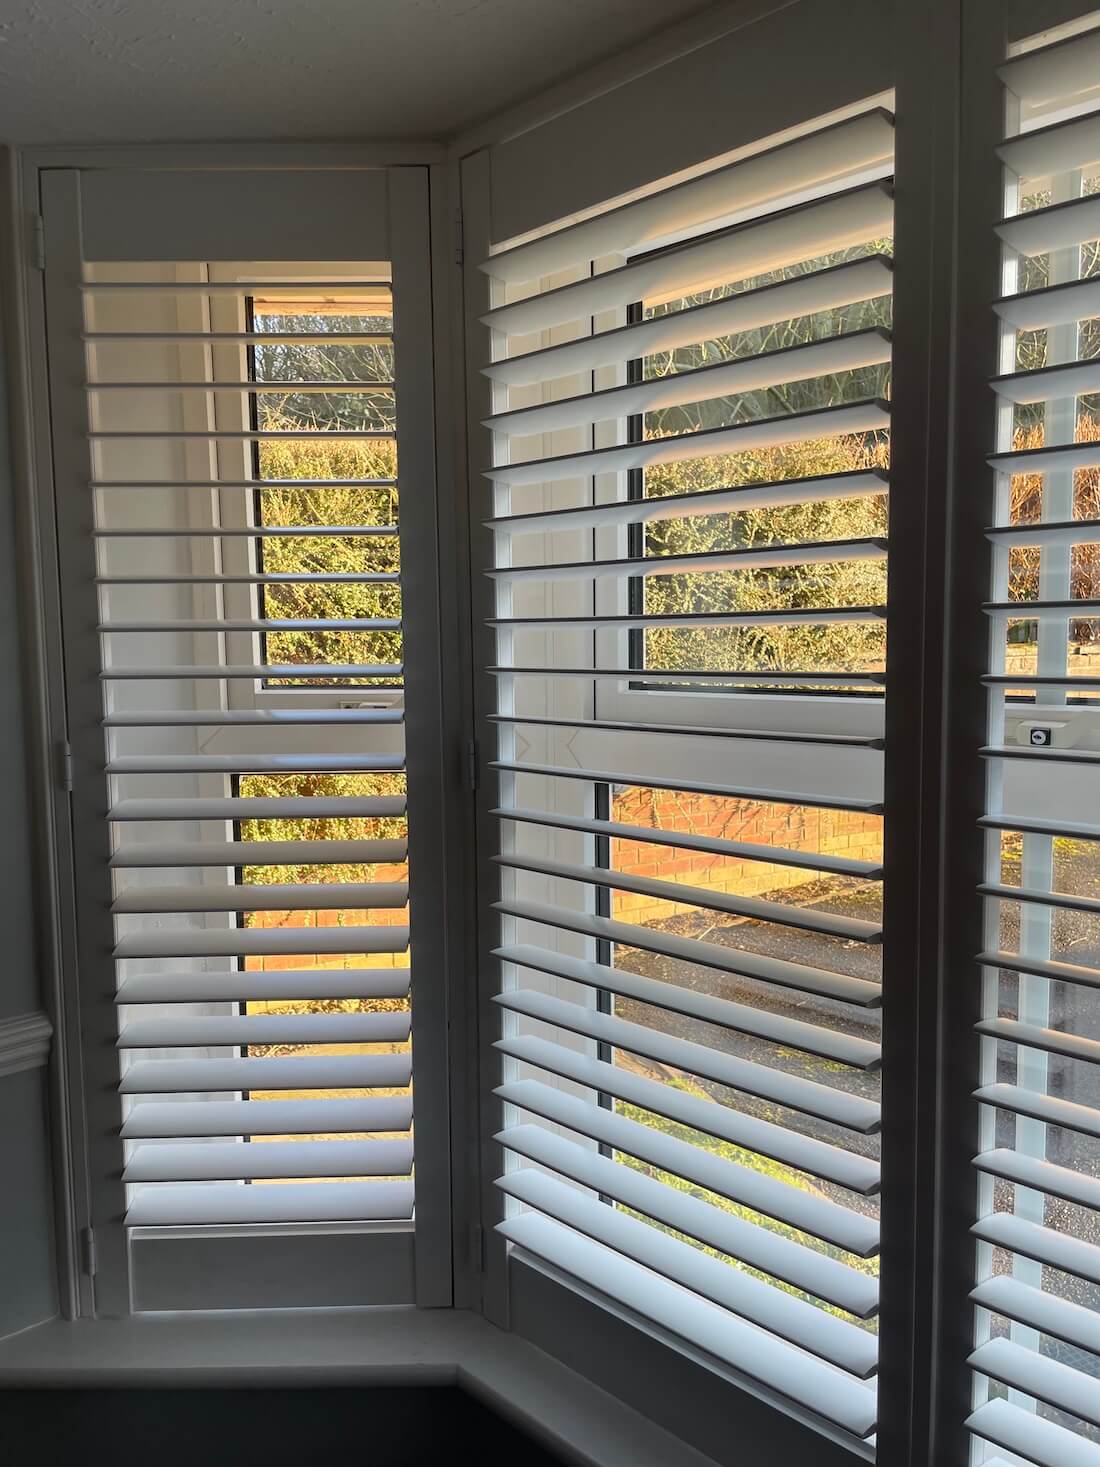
[202,257,405,720]
[589,230,890,761]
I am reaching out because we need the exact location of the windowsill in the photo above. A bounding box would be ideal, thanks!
[0,1306,717,1467]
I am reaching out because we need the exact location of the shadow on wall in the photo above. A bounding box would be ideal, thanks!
[2,1386,568,1467]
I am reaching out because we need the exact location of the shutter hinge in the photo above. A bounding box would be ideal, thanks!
[453,207,464,267]
[80,1227,97,1278]
[467,737,479,791]
[31,212,45,272]
[56,739,73,793]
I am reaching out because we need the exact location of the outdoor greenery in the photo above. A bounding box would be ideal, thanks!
[614,1080,878,1329]
[635,244,892,680]
[252,310,402,682]
[1007,185,1100,633]
[238,771,407,888]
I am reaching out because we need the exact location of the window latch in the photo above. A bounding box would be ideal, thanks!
[467,737,479,791]
[56,739,72,794]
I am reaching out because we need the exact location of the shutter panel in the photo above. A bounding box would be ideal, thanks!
[39,168,449,1308]
[969,18,1100,1462]
[479,107,892,1438]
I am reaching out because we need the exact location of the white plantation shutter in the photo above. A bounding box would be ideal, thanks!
[968,18,1100,1466]
[479,108,894,1440]
[38,168,451,1312]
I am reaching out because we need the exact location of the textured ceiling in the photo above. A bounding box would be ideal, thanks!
[0,0,716,145]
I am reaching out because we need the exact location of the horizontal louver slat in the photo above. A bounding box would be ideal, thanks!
[113,926,409,960]
[490,712,883,749]
[495,806,883,877]
[117,1011,410,1048]
[484,329,892,439]
[115,968,410,1005]
[112,881,408,914]
[495,997,885,1132]
[972,1211,1100,1288]
[110,838,407,868]
[996,192,1100,256]
[104,709,404,728]
[997,110,1100,181]
[497,1167,878,1375]
[496,965,879,1069]
[102,664,404,681]
[486,400,890,488]
[109,796,406,821]
[979,948,1100,992]
[120,1053,411,1094]
[976,1016,1100,1066]
[487,467,887,535]
[102,618,401,633]
[488,537,888,583]
[120,1096,414,1138]
[126,1181,415,1227]
[971,1275,1100,1359]
[124,1138,413,1182]
[482,182,893,336]
[974,1081,1100,1138]
[500,1085,879,1253]
[496,1031,879,1193]
[997,25,1100,107]
[495,990,879,1131]
[495,1132,875,1316]
[483,258,892,388]
[498,1213,877,1437]
[491,759,882,813]
[496,897,883,1010]
[967,1396,1100,1467]
[107,755,404,776]
[495,851,882,942]
[995,275,1100,331]
[974,1147,1100,1211]
[481,110,894,284]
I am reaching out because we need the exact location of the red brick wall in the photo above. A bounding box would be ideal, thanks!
[608,789,881,924]
[244,858,410,974]
[239,794,883,957]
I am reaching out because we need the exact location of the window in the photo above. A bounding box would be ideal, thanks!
[623,241,892,703]
[968,17,1100,1462]
[479,107,894,1442]
[245,289,402,691]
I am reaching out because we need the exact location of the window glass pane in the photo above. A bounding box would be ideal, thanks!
[251,297,402,686]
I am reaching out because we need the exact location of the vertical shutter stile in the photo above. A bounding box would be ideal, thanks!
[480,109,895,1443]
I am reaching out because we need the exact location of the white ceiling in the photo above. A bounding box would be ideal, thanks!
[0,0,717,145]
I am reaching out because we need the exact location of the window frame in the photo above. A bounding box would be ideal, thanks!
[593,260,890,746]
[618,262,890,726]
[201,259,405,718]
